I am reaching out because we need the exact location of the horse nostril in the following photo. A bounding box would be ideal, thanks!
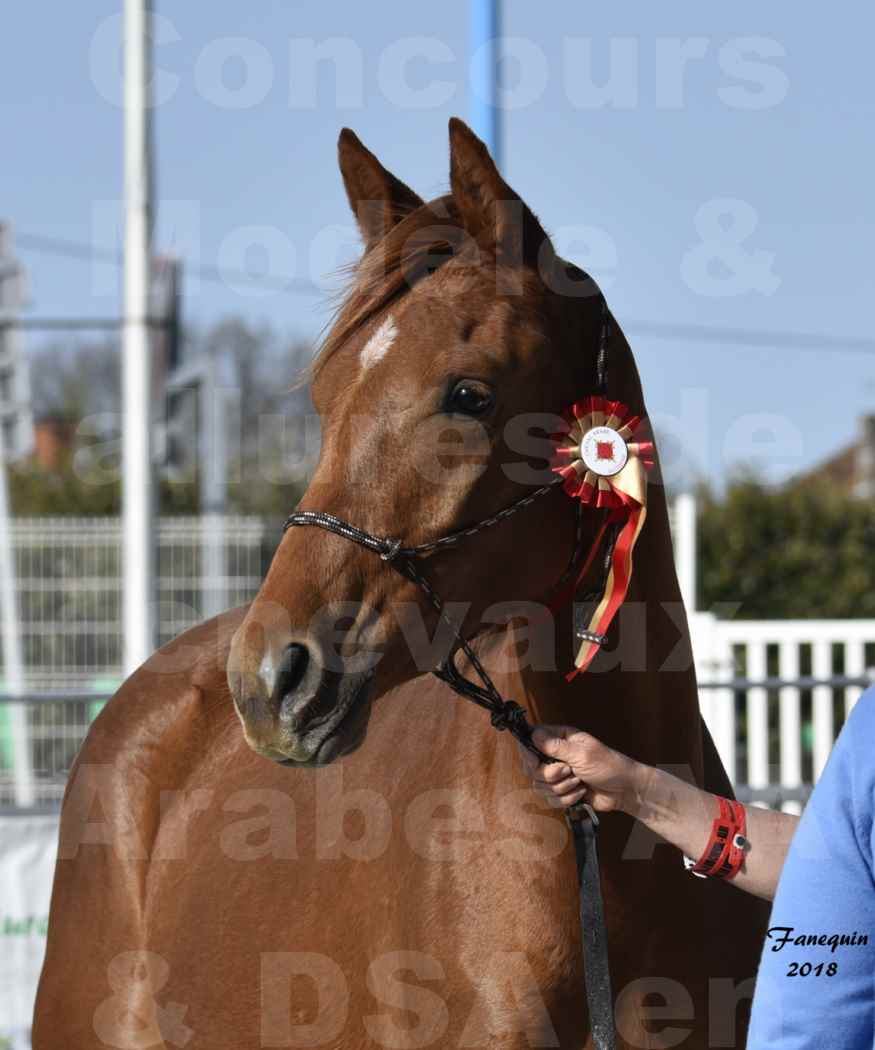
[276,643,310,701]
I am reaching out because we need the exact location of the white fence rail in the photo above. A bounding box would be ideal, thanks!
[691,614,875,812]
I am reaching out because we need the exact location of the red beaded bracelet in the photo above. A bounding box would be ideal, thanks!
[685,796,748,880]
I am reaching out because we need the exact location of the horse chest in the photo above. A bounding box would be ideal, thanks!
[142,766,587,1048]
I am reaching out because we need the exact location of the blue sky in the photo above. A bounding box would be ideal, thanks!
[3,1,874,487]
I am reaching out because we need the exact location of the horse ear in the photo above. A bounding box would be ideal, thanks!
[338,128,423,251]
[448,117,552,266]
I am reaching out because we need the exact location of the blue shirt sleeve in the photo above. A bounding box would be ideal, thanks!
[747,687,875,1049]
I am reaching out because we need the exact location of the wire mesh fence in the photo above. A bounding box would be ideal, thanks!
[4,515,276,690]
[0,515,278,808]
[0,695,105,809]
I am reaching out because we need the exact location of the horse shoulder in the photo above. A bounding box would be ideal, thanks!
[33,607,247,1048]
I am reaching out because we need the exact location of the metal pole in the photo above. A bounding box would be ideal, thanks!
[469,0,501,165]
[123,0,155,673]
[0,426,32,806]
[200,347,228,620]
[0,224,33,806]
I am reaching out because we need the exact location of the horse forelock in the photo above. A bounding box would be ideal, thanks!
[312,193,509,380]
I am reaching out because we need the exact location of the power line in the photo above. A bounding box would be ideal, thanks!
[14,231,875,354]
[624,320,875,354]
[0,318,167,331]
[16,232,325,297]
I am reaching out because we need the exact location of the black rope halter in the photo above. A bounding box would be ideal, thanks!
[282,477,588,761]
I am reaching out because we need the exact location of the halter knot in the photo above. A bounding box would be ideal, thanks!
[490,700,528,735]
[379,538,403,562]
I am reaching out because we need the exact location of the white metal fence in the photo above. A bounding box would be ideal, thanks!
[1,508,872,813]
[8,515,272,690]
[0,515,276,808]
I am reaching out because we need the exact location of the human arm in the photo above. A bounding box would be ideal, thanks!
[518,725,797,901]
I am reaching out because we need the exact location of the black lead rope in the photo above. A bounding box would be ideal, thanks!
[282,478,616,1050]
[570,808,616,1050]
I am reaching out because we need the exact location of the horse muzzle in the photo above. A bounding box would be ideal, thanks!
[228,628,376,766]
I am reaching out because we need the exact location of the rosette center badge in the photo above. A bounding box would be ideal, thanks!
[579,425,629,477]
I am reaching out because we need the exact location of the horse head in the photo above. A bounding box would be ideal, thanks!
[227,118,646,765]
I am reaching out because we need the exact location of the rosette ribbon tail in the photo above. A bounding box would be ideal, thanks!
[568,443,652,681]
[569,514,645,678]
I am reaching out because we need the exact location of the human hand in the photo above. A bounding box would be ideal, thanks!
[517,725,641,813]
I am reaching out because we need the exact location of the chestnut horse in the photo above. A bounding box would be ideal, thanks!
[34,120,767,1049]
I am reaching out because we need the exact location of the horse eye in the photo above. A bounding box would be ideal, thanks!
[446,380,495,418]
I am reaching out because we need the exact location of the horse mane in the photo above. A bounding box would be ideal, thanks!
[311,193,469,380]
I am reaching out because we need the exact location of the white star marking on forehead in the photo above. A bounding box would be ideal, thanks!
[360,315,398,372]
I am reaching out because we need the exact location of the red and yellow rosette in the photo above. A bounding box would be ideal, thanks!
[551,396,655,678]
